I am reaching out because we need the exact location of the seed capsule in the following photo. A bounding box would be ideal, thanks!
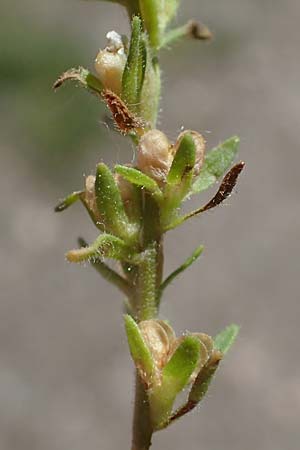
[137,130,173,185]
[139,320,173,369]
[94,31,127,94]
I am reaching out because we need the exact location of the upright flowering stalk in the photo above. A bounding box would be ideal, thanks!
[54,1,244,449]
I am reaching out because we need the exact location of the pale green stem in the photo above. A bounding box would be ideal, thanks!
[131,193,163,450]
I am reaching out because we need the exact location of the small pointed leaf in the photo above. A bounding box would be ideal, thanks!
[161,133,197,223]
[162,335,201,394]
[214,324,240,355]
[158,245,204,303]
[115,165,163,201]
[192,136,240,194]
[54,191,83,212]
[66,233,132,263]
[124,315,156,384]
[95,163,135,240]
[167,133,196,185]
[122,16,146,113]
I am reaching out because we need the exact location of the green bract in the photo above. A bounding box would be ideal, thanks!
[122,16,146,113]
[150,335,201,429]
[214,324,240,355]
[115,165,163,202]
[95,163,137,241]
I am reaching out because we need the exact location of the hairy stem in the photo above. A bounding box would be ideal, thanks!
[132,374,153,450]
[131,192,163,449]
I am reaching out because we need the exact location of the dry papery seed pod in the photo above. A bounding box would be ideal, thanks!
[138,320,215,385]
[94,31,127,94]
[139,320,176,371]
[137,129,206,185]
[137,130,173,186]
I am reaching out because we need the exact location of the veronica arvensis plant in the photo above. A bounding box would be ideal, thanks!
[54,2,244,449]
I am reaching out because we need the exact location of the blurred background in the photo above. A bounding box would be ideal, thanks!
[1,0,299,449]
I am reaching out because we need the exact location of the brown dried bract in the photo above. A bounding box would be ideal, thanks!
[102,89,145,135]
[53,68,84,90]
[201,162,245,212]
[182,162,245,222]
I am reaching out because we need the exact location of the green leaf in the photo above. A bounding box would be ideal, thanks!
[66,233,132,263]
[95,163,136,241]
[122,16,146,113]
[53,66,103,95]
[114,165,163,201]
[150,336,201,430]
[192,136,240,194]
[162,336,201,395]
[167,133,196,185]
[214,324,240,355]
[158,245,204,303]
[124,314,155,383]
[54,190,83,212]
[161,133,197,225]
[164,341,218,428]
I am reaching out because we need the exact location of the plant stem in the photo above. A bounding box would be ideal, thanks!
[131,193,163,449]
[131,374,153,450]
[137,243,158,320]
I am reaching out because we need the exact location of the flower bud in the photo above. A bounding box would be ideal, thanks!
[174,130,206,176]
[94,31,127,94]
[137,130,173,185]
